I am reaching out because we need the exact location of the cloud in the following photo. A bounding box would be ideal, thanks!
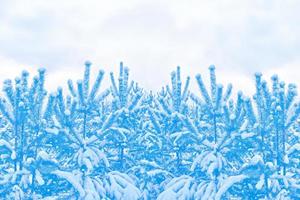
[0,0,299,94]
[264,61,300,86]
[0,56,35,95]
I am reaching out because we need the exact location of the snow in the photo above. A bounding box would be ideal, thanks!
[287,143,300,155]
[35,170,45,186]
[255,174,265,190]
[52,170,86,198]
[0,139,13,151]
[45,127,60,135]
[241,132,256,139]
[106,171,142,200]
[157,176,194,200]
[283,155,289,164]
[215,175,247,200]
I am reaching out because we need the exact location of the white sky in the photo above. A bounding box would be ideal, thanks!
[0,0,299,96]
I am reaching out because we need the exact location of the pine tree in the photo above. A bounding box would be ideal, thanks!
[0,62,299,199]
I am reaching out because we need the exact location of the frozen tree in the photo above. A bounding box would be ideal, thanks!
[0,69,57,198]
[104,62,144,172]
[48,62,112,198]
[151,66,192,174]
[51,62,142,199]
[158,65,249,199]
[242,73,300,199]
[0,62,299,199]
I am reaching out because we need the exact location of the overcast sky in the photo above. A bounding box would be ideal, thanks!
[0,0,299,95]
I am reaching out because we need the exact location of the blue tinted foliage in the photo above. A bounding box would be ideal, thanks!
[0,62,299,199]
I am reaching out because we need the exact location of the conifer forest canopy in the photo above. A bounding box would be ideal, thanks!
[0,61,299,199]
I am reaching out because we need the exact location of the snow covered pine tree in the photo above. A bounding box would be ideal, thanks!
[0,62,299,199]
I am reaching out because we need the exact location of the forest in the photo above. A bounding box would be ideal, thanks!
[0,62,299,199]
